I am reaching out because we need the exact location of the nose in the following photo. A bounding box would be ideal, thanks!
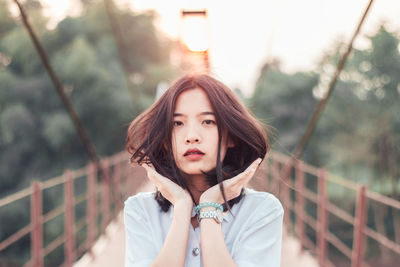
[185,124,201,144]
[186,137,199,144]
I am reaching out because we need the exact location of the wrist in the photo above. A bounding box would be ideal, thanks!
[199,197,218,204]
[174,200,193,213]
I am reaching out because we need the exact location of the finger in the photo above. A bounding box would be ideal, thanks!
[252,157,263,168]
[142,164,158,183]
[142,163,154,171]
[142,164,166,187]
[228,158,262,186]
[245,158,262,177]
[142,163,160,178]
[245,158,262,173]
[141,164,152,176]
[240,158,261,176]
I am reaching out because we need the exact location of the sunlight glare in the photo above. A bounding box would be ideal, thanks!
[181,16,209,52]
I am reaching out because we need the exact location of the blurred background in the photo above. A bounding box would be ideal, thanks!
[0,0,399,266]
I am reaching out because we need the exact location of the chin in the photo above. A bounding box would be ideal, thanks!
[179,165,209,176]
[181,168,204,175]
[177,160,216,175]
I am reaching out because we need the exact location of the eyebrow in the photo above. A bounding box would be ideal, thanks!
[173,111,215,117]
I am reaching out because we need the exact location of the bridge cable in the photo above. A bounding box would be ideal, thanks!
[13,0,102,168]
[274,0,375,190]
[293,0,375,160]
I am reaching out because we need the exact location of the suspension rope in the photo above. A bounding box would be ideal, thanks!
[13,0,100,165]
[293,0,375,159]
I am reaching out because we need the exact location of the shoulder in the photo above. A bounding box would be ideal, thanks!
[242,187,284,218]
[124,191,158,213]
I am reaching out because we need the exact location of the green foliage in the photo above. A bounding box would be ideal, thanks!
[253,27,400,265]
[0,0,16,39]
[250,63,319,161]
[2,28,42,75]
[316,26,400,191]
[0,0,174,196]
[0,0,175,264]
[251,25,400,195]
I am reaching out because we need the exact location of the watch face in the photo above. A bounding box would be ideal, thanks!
[198,210,223,223]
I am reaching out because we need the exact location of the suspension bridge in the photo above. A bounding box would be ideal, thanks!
[1,0,399,266]
[1,151,399,266]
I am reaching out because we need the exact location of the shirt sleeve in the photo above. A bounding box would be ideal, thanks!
[233,196,284,267]
[124,197,158,267]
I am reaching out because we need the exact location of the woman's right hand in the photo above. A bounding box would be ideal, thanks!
[142,163,193,208]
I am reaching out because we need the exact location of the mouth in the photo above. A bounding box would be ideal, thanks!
[184,148,205,160]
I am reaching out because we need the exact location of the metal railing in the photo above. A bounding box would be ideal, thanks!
[1,151,399,266]
[268,152,400,267]
[0,152,145,267]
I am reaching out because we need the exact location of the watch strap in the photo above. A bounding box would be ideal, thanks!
[197,209,223,224]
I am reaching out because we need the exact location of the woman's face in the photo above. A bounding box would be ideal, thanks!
[171,87,233,176]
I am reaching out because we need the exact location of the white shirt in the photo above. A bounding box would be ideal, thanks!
[124,187,284,267]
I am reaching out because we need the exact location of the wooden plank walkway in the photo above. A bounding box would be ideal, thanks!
[74,183,318,267]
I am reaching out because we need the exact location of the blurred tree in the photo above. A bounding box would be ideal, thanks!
[0,0,174,197]
[250,61,319,163]
[251,28,400,266]
[0,0,16,39]
[251,25,400,196]
[0,0,176,263]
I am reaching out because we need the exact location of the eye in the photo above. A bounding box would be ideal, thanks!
[203,120,215,125]
[173,121,183,126]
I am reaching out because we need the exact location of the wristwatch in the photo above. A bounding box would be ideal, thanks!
[197,209,223,224]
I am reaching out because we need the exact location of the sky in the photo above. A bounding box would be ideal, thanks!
[39,0,400,96]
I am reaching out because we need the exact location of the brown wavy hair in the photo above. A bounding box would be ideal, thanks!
[126,74,269,213]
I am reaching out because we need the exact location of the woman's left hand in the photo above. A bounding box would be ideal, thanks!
[199,158,263,204]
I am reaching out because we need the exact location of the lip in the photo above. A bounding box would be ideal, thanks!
[183,148,205,160]
[185,153,205,160]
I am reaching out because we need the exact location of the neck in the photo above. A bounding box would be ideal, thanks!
[184,174,210,205]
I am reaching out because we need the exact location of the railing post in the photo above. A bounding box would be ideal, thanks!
[87,163,97,253]
[282,161,292,229]
[124,159,132,197]
[351,185,367,267]
[317,168,328,266]
[101,159,111,233]
[272,160,281,199]
[113,159,122,215]
[31,181,43,267]
[64,170,76,266]
[295,161,305,251]
[264,159,271,189]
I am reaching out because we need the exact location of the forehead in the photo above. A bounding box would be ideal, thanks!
[174,87,214,114]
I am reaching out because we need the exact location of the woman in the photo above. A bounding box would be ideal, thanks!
[124,74,283,267]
